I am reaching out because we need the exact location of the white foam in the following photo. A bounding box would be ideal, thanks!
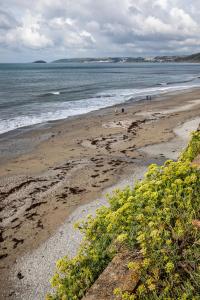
[0,83,199,135]
[50,91,60,95]
[98,83,199,101]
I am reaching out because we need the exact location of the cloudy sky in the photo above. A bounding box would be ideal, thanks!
[1,0,200,62]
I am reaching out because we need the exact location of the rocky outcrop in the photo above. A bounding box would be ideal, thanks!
[32,60,47,63]
[83,249,141,300]
[192,154,200,167]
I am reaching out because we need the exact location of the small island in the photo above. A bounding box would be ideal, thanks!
[32,60,47,63]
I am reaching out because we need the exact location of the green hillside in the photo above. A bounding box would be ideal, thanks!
[176,53,200,62]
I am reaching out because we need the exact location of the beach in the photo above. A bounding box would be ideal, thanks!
[1,88,200,299]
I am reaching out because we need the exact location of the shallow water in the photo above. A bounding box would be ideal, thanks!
[1,62,200,134]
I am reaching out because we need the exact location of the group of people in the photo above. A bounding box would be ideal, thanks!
[146,95,152,100]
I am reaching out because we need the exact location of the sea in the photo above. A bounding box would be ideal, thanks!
[1,62,200,135]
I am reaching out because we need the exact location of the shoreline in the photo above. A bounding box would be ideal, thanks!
[0,87,200,299]
[0,86,199,164]
[0,84,199,138]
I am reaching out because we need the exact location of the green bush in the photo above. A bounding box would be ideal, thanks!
[47,131,200,300]
[180,130,200,162]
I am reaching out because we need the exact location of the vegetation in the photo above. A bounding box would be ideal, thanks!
[180,130,200,162]
[47,131,200,300]
[175,53,200,63]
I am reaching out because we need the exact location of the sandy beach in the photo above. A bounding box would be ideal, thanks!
[1,88,200,299]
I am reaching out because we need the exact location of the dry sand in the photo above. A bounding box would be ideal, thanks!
[0,88,200,299]
[140,117,200,160]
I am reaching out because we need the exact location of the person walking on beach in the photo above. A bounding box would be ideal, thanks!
[146,95,152,101]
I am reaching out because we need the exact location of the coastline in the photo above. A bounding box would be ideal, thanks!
[0,86,199,165]
[0,88,200,299]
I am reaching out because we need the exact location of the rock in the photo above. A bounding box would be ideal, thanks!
[17,272,24,280]
[83,249,141,300]
[191,154,200,168]
[32,60,47,63]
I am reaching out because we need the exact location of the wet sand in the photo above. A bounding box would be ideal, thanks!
[0,88,200,299]
[11,168,147,300]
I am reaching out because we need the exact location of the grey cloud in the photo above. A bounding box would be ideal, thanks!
[0,9,18,30]
[1,0,200,62]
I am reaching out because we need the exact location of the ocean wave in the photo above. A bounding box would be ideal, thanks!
[166,79,196,85]
[157,76,199,87]
[51,91,60,95]
[41,91,60,97]
[0,83,200,135]
[97,83,199,100]
[157,82,167,86]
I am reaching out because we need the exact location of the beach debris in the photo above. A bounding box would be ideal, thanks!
[102,119,134,129]
[127,119,146,134]
[17,272,24,280]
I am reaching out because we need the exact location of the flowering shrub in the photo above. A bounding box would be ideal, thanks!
[47,131,200,300]
[180,130,200,162]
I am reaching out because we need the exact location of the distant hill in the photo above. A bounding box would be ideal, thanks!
[51,52,200,64]
[154,55,186,62]
[33,60,47,63]
[154,52,200,63]
[175,53,200,62]
[52,57,146,63]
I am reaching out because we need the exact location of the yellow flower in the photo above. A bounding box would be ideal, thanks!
[116,233,128,243]
[113,288,121,296]
[143,258,151,268]
[148,221,154,227]
[166,239,172,246]
[148,283,156,291]
[137,233,146,242]
[136,213,144,221]
[165,262,174,273]
[128,261,140,271]
[174,179,183,185]
[150,229,159,238]
[141,247,147,255]
[137,284,146,295]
